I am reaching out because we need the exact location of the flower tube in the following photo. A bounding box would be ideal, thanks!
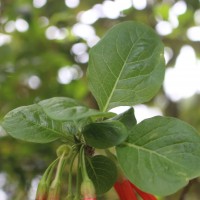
[114,179,137,200]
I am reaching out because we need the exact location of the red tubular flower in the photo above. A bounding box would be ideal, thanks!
[129,182,157,200]
[114,178,157,200]
[114,179,137,200]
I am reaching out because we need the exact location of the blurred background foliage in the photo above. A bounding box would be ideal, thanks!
[0,0,200,199]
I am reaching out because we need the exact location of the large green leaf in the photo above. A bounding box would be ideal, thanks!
[116,116,200,196]
[39,97,115,121]
[1,104,70,143]
[86,155,117,194]
[83,120,128,149]
[87,21,165,111]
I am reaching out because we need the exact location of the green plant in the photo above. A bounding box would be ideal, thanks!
[1,21,200,199]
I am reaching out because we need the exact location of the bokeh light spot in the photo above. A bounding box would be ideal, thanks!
[28,75,41,90]
[132,0,147,10]
[102,1,120,19]
[45,26,68,40]
[171,1,187,16]
[164,45,200,101]
[65,0,79,8]
[57,65,83,84]
[156,21,173,35]
[72,23,95,40]
[187,26,200,41]
[4,21,15,33]
[0,190,7,200]
[33,0,47,8]
[15,18,29,32]
[0,33,11,46]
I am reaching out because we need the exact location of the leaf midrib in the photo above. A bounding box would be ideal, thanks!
[102,32,145,112]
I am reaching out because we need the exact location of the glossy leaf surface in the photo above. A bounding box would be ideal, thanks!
[1,104,69,143]
[88,21,165,111]
[83,120,128,149]
[39,97,114,121]
[116,116,200,196]
[86,155,117,194]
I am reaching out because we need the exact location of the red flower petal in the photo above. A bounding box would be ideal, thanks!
[114,180,138,200]
[129,182,157,200]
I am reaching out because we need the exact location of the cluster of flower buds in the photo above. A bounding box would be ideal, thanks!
[36,163,62,200]
[35,144,97,200]
[36,145,71,200]
[36,144,156,200]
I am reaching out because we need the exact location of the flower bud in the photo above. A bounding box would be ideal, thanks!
[36,180,48,200]
[47,180,61,200]
[80,178,96,199]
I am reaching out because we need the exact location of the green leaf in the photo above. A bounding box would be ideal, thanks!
[116,116,200,196]
[83,120,128,149]
[39,97,115,121]
[1,104,70,143]
[87,21,165,111]
[111,107,137,130]
[86,155,117,194]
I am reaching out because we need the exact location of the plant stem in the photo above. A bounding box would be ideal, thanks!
[74,151,82,199]
[80,145,88,180]
[42,158,59,185]
[67,152,78,196]
[54,151,66,183]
